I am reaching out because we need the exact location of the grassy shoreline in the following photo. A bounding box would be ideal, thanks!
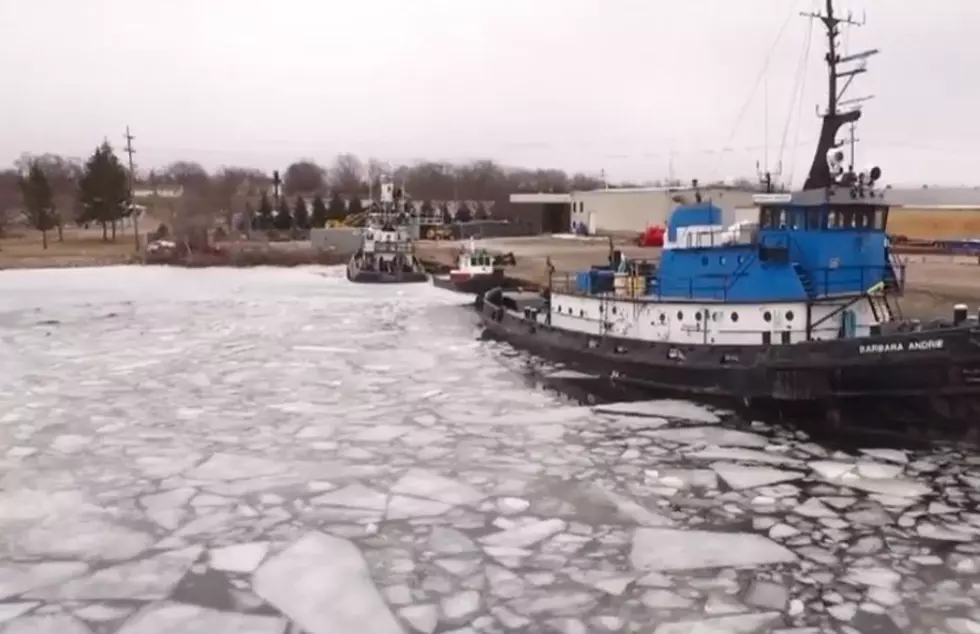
[0,229,352,271]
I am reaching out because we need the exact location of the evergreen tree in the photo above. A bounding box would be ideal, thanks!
[274,196,292,231]
[474,202,490,220]
[439,202,452,224]
[455,202,473,223]
[255,191,274,230]
[326,192,346,222]
[310,195,328,228]
[420,200,434,218]
[292,196,310,230]
[77,141,130,241]
[18,161,57,249]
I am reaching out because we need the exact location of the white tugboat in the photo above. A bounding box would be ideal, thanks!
[346,181,429,284]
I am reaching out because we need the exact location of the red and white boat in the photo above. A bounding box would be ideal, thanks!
[431,238,511,296]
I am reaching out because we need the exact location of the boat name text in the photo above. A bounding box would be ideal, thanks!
[858,339,944,354]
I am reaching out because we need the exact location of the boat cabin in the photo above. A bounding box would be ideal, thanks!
[655,192,896,303]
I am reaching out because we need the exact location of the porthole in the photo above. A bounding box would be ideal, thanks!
[701,256,709,266]
[737,255,744,264]
[695,312,702,321]
[763,311,772,322]
[611,306,617,314]
[677,310,684,320]
[785,310,794,321]
[713,311,722,322]
[659,313,667,323]
[579,309,585,317]
[731,312,739,322]
[719,256,726,265]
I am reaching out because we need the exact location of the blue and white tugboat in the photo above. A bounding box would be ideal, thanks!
[346,182,428,284]
[479,0,980,431]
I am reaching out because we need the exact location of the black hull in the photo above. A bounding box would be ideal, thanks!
[431,271,509,296]
[478,288,980,433]
[346,260,428,284]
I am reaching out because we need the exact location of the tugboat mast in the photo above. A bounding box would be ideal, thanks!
[801,0,878,190]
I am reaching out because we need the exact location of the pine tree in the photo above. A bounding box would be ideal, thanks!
[439,202,452,224]
[326,192,346,222]
[274,196,292,231]
[474,202,489,220]
[255,191,274,230]
[455,202,473,223]
[310,195,328,228]
[293,196,310,230]
[18,161,57,249]
[77,141,130,241]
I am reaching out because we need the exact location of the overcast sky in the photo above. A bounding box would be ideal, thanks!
[2,0,978,187]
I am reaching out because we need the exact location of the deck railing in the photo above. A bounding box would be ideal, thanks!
[549,261,906,303]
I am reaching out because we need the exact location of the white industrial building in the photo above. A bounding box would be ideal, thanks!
[510,186,758,235]
[570,186,757,234]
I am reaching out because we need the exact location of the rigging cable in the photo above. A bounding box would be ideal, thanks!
[710,0,803,181]
[785,3,816,186]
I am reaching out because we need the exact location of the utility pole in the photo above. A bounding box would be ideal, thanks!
[123,126,139,250]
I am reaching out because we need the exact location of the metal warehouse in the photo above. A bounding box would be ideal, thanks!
[568,186,759,234]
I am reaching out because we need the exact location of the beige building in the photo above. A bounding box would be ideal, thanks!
[569,186,758,234]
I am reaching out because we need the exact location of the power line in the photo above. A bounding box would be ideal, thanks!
[710,0,804,180]
[787,3,816,186]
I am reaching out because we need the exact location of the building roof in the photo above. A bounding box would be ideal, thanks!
[509,193,571,204]
[886,187,980,207]
[571,185,758,197]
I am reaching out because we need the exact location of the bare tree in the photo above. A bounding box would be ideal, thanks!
[213,167,267,234]
[364,159,390,199]
[161,161,211,194]
[329,154,364,196]
[283,160,326,196]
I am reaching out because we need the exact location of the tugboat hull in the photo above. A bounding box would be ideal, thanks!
[346,259,428,284]
[431,270,509,296]
[478,288,980,433]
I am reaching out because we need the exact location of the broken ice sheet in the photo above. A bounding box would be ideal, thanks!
[684,447,802,466]
[0,562,88,600]
[630,528,796,572]
[593,399,722,423]
[390,468,485,506]
[115,602,285,634]
[809,460,930,497]
[1,613,92,634]
[652,612,781,634]
[646,427,768,448]
[253,532,402,634]
[25,546,202,600]
[186,453,288,480]
[210,542,270,573]
[480,519,566,548]
[711,463,804,490]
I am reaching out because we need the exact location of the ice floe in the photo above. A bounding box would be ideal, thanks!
[253,532,401,634]
[630,528,797,571]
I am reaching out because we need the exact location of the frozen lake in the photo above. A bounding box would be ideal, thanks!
[0,265,978,634]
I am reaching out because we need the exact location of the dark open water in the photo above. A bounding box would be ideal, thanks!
[0,265,978,634]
